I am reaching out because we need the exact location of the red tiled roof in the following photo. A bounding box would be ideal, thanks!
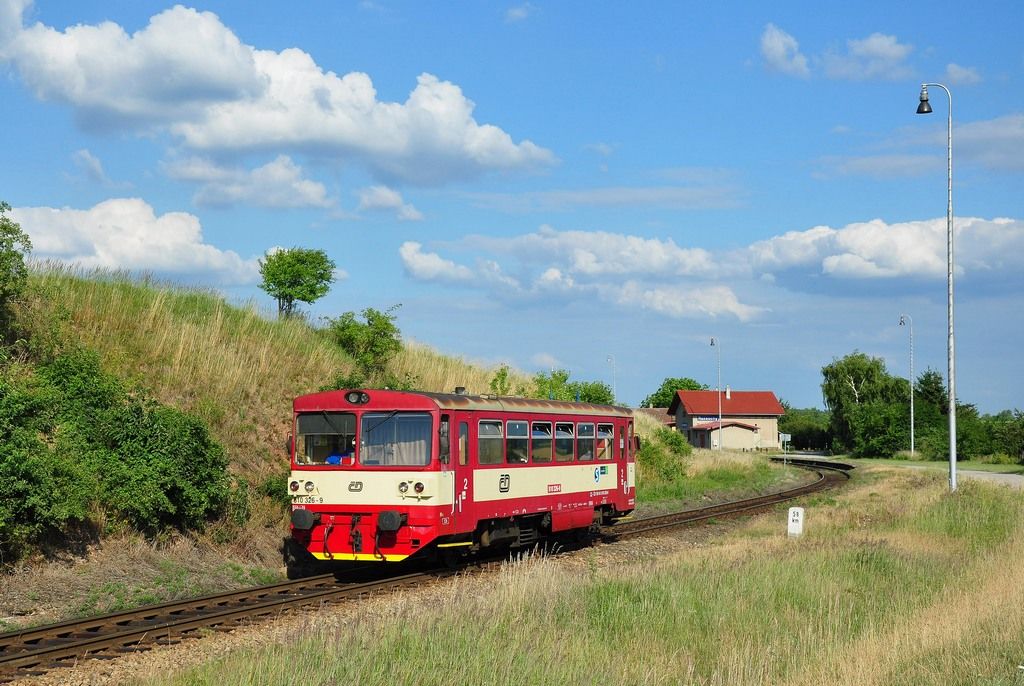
[668,390,784,417]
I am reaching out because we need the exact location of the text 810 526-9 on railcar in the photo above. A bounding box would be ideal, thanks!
[284,388,636,577]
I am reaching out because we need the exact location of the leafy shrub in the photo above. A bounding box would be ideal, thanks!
[0,347,230,561]
[655,427,692,458]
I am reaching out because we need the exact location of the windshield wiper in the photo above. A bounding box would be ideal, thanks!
[363,410,399,435]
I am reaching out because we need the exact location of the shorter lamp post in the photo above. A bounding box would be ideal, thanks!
[710,337,722,450]
[606,354,616,403]
[899,314,915,456]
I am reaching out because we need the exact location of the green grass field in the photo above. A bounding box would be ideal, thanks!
[135,465,1024,686]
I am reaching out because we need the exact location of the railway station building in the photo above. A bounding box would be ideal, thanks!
[667,389,785,451]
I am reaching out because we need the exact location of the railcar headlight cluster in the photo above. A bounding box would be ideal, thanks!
[304,481,315,493]
[289,481,300,492]
[398,482,409,493]
[344,391,371,404]
[414,482,425,494]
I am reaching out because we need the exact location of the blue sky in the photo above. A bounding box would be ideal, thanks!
[2,1,1022,413]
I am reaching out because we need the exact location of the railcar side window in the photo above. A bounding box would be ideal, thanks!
[531,422,552,463]
[506,421,529,464]
[555,422,574,462]
[459,422,469,466]
[360,412,432,466]
[596,423,614,461]
[478,420,503,465]
[577,423,595,461]
[296,412,356,465]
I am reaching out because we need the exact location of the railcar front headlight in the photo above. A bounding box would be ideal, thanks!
[289,481,300,492]
[414,482,425,494]
[304,481,315,493]
[398,482,409,493]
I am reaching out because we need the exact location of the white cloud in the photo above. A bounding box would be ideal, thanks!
[505,3,535,23]
[823,32,913,81]
[612,282,767,322]
[400,226,755,321]
[2,5,265,127]
[399,216,1024,323]
[760,24,809,78]
[398,242,474,283]
[530,352,561,370]
[165,155,333,209]
[356,185,423,221]
[814,153,940,179]
[11,198,260,284]
[467,184,739,212]
[70,148,129,188]
[0,3,553,184]
[956,115,1024,171]
[945,63,981,85]
[747,216,1024,282]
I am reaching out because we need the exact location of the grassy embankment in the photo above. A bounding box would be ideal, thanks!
[0,266,797,626]
[141,466,1024,686]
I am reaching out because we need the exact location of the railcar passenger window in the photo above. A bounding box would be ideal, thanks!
[531,422,552,463]
[555,423,574,461]
[506,421,528,464]
[459,422,469,466]
[296,412,356,465]
[360,412,432,466]
[596,423,614,460]
[577,423,595,461]
[478,420,503,465]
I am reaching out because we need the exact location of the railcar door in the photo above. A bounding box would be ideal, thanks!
[452,419,474,532]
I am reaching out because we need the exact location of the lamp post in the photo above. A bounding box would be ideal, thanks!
[710,337,722,450]
[916,82,957,492]
[606,354,616,404]
[899,313,915,456]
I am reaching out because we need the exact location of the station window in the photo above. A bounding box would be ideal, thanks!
[478,420,503,465]
[555,422,575,461]
[506,421,529,464]
[596,423,614,460]
[531,422,552,463]
[577,423,595,461]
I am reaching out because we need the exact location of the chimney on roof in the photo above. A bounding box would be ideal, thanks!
[725,385,731,401]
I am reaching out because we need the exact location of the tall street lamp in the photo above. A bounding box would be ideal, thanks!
[916,82,957,492]
[899,313,915,456]
[710,337,722,450]
[606,354,616,403]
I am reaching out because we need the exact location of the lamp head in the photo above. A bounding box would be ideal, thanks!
[916,85,932,114]
[899,315,906,326]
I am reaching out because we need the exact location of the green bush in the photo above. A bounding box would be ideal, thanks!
[0,347,230,561]
[654,427,692,458]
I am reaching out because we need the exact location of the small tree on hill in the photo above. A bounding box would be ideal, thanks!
[325,305,403,379]
[258,247,335,318]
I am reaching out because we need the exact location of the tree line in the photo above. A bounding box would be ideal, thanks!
[786,351,1024,462]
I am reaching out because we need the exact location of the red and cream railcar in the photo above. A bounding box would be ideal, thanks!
[285,388,635,575]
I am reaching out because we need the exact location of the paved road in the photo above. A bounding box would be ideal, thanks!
[898,464,1023,489]
[956,470,1024,489]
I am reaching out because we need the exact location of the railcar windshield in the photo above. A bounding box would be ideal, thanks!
[360,412,433,467]
[296,412,357,465]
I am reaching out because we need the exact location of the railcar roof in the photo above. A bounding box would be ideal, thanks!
[294,389,633,418]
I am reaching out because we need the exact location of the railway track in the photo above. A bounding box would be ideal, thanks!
[605,456,852,538]
[0,456,851,683]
